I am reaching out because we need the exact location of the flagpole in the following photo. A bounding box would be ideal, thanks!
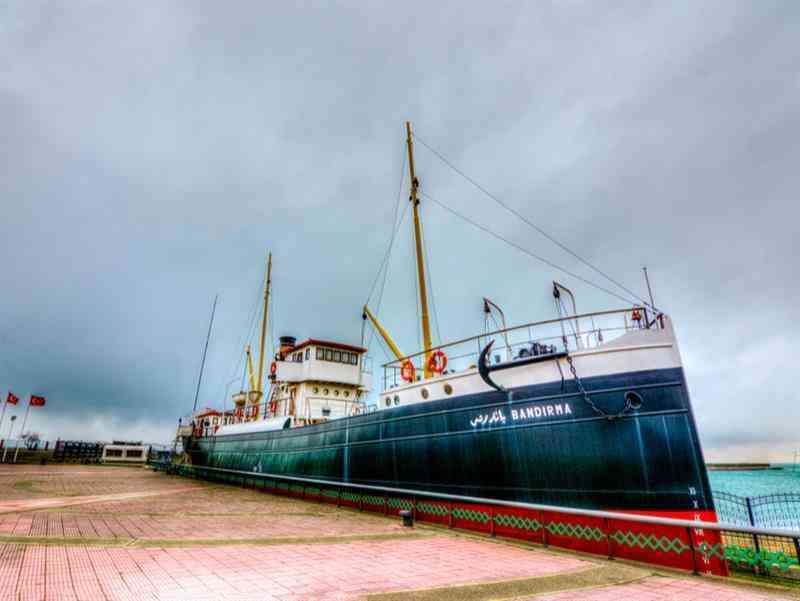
[13,401,32,463]
[0,399,7,446]
[2,417,16,463]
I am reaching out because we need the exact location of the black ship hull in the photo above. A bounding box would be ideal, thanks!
[186,366,714,517]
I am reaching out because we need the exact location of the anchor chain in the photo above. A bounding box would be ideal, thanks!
[563,339,631,421]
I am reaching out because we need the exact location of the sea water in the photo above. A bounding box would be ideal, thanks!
[709,464,800,498]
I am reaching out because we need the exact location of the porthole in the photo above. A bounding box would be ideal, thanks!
[343,390,350,398]
[334,389,340,397]
[444,384,453,395]
[625,391,643,410]
[323,388,329,396]
[393,395,400,406]
[313,387,319,394]
[421,388,429,399]
[385,397,391,407]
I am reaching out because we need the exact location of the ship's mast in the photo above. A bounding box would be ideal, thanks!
[406,122,434,378]
[256,252,272,395]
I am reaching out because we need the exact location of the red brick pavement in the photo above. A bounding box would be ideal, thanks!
[0,510,407,541]
[0,537,589,601]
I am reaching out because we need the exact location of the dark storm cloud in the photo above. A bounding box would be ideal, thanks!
[1,1,798,460]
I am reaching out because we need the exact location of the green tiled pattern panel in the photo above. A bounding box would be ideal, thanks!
[547,522,605,542]
[340,491,361,503]
[452,507,490,524]
[611,530,690,554]
[417,502,449,516]
[388,498,412,510]
[494,514,542,532]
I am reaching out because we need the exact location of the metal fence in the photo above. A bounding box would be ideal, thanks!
[175,465,800,584]
[714,490,800,531]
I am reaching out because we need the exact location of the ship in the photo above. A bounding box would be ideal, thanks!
[180,122,716,523]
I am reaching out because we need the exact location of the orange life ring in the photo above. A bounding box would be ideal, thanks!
[631,308,642,322]
[270,361,277,376]
[427,350,448,374]
[269,399,277,414]
[400,359,416,383]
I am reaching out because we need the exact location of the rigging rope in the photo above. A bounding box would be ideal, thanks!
[412,132,656,311]
[364,150,408,353]
[364,152,407,307]
[420,213,443,345]
[222,266,266,401]
[422,191,642,307]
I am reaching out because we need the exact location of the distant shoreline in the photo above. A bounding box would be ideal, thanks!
[706,463,779,471]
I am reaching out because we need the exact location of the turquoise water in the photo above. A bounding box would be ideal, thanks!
[709,465,800,497]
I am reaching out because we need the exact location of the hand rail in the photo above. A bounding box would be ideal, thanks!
[382,307,658,368]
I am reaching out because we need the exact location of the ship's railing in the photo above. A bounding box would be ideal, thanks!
[176,465,800,583]
[381,307,663,390]
[714,490,800,531]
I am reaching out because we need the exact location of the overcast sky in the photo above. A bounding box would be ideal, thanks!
[1,1,798,461]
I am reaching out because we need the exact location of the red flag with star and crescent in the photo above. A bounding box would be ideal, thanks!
[6,392,19,405]
[30,395,46,407]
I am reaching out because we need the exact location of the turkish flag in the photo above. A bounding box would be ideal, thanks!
[30,395,46,407]
[6,392,19,405]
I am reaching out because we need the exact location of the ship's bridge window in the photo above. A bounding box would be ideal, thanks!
[305,348,310,360]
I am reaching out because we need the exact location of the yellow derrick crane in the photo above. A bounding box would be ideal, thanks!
[362,305,404,362]
[245,345,257,392]
[243,252,272,421]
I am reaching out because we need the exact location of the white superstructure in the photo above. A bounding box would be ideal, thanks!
[268,337,371,426]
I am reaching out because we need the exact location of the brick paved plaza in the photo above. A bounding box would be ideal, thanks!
[0,466,796,600]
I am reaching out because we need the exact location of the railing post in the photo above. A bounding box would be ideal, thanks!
[746,497,756,527]
[752,532,762,575]
[686,526,699,575]
[604,517,614,560]
[541,510,548,547]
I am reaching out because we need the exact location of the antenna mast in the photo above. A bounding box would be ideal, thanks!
[406,122,434,377]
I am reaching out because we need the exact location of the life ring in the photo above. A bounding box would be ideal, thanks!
[269,399,277,414]
[270,361,277,376]
[400,359,416,383]
[427,350,448,374]
[631,308,642,322]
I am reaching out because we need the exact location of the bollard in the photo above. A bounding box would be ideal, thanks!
[399,509,414,528]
